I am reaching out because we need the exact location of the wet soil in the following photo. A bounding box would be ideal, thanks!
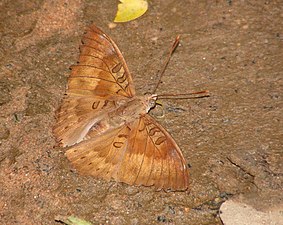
[0,0,282,224]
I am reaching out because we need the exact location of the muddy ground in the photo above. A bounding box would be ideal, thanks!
[0,0,282,224]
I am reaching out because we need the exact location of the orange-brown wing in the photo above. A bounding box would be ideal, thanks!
[65,114,189,191]
[116,114,189,191]
[65,125,130,182]
[53,96,118,147]
[54,25,135,146]
[68,24,135,98]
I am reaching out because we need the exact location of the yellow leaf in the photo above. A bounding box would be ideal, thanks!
[55,215,93,225]
[114,0,148,23]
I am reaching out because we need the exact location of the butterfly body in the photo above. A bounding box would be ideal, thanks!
[80,94,157,141]
[53,25,189,191]
[108,94,157,124]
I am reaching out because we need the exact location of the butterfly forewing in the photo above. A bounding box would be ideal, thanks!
[69,25,135,98]
[53,25,135,147]
[54,24,190,191]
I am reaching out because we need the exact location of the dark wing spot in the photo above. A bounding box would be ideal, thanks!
[118,134,128,139]
[102,100,109,108]
[155,136,167,145]
[112,63,122,73]
[149,127,160,136]
[113,142,124,148]
[117,72,127,84]
[116,89,122,94]
[92,101,100,109]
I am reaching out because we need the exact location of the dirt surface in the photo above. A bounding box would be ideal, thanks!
[0,0,282,224]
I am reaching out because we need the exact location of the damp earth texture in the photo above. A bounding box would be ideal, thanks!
[0,1,282,224]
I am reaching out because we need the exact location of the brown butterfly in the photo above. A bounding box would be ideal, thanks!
[53,24,189,191]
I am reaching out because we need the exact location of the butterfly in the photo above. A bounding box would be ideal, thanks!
[53,24,189,191]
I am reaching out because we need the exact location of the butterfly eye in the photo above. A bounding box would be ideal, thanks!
[149,99,156,109]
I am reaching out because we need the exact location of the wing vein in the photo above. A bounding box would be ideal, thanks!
[69,76,116,83]
[79,54,113,72]
[73,64,112,74]
[133,118,148,185]
[83,36,116,55]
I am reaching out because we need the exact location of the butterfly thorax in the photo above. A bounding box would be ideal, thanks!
[107,94,157,128]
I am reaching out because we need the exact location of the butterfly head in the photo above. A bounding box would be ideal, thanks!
[143,93,158,112]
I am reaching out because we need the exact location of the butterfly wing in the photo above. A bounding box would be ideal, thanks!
[68,24,135,98]
[65,114,189,191]
[54,25,135,147]
[116,114,189,191]
[53,96,118,147]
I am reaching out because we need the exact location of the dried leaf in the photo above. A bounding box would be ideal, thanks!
[114,0,148,23]
[55,215,92,225]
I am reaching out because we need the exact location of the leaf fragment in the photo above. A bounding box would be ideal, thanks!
[55,215,93,225]
[114,0,148,23]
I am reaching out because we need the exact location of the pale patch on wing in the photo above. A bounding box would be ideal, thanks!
[53,96,118,147]
[68,25,136,98]
[65,125,132,182]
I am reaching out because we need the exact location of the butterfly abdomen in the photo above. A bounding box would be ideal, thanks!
[84,96,151,140]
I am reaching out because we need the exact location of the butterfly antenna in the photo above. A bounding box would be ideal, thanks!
[152,35,180,94]
[157,90,210,99]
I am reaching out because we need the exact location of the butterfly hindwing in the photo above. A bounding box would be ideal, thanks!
[65,125,132,182]
[117,114,189,191]
[65,114,189,191]
[53,96,120,147]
